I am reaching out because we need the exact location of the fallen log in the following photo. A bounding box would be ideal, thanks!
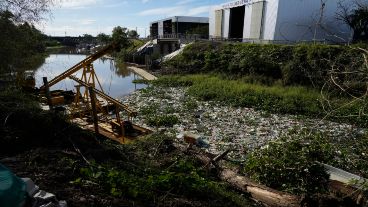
[219,169,301,207]
[176,143,301,207]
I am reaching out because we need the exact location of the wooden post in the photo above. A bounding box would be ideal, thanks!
[88,86,99,135]
[42,77,53,110]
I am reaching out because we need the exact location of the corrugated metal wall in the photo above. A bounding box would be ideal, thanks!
[274,0,351,42]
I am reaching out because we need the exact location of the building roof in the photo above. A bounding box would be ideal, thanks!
[150,16,209,25]
[220,0,265,10]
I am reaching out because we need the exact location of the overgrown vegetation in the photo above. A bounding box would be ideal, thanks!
[0,88,258,206]
[243,129,368,195]
[154,75,368,127]
[146,114,179,127]
[164,42,367,94]
[71,134,255,207]
[0,11,47,74]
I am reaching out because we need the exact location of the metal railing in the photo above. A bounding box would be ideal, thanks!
[151,33,209,41]
[208,36,348,45]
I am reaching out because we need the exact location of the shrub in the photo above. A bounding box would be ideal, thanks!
[164,41,366,93]
[243,130,334,195]
[146,114,179,127]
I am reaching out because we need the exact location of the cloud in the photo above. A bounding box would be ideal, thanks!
[58,0,99,9]
[104,1,128,8]
[142,0,150,3]
[187,5,211,16]
[176,0,197,5]
[79,19,96,25]
[138,6,184,16]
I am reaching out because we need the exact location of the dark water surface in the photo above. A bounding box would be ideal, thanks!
[35,54,146,98]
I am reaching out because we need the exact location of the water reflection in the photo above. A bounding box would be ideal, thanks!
[35,54,146,98]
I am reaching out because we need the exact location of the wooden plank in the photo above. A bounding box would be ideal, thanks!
[128,66,157,81]
[68,75,137,116]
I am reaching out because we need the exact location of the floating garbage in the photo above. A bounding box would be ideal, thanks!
[123,86,367,160]
[177,131,210,148]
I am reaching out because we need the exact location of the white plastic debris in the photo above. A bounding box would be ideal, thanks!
[122,86,368,160]
[21,178,67,207]
[21,178,39,196]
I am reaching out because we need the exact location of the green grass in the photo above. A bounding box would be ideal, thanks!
[154,74,368,127]
[73,134,255,206]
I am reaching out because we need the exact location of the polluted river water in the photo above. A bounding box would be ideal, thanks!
[35,54,146,99]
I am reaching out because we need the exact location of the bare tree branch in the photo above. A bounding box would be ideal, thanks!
[0,0,60,23]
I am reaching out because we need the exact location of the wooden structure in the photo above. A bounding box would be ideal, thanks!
[41,43,151,144]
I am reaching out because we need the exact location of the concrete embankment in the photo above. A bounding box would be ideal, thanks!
[127,66,157,81]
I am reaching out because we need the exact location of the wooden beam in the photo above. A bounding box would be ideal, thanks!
[69,75,137,117]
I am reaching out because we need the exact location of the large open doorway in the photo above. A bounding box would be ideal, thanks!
[150,23,159,38]
[163,20,173,35]
[229,5,245,39]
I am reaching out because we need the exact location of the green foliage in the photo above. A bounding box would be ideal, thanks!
[244,130,333,195]
[155,74,321,115]
[164,42,366,92]
[0,87,97,156]
[244,129,368,194]
[96,33,111,44]
[132,79,150,84]
[0,11,47,73]
[154,74,368,127]
[112,26,129,49]
[127,30,139,39]
[139,103,159,116]
[330,133,368,179]
[337,1,368,42]
[184,98,198,110]
[72,134,253,207]
[146,114,179,127]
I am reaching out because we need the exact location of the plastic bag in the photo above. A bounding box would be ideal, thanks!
[0,163,26,207]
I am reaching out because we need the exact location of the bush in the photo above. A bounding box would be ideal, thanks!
[243,130,334,195]
[164,42,366,93]
[146,114,179,127]
[154,74,368,127]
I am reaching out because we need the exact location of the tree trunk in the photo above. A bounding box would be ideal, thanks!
[177,144,301,207]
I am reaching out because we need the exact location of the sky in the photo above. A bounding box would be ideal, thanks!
[36,0,229,37]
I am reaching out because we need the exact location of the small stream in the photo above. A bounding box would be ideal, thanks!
[35,54,146,98]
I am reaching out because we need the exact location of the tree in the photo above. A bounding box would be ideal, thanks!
[96,33,111,44]
[82,34,94,44]
[0,11,46,73]
[337,0,368,42]
[128,30,139,39]
[112,26,129,47]
[0,0,54,74]
[0,0,58,23]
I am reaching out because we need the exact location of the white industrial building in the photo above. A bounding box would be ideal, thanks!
[209,0,353,43]
[150,16,209,38]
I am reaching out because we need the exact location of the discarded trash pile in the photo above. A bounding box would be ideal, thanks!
[123,86,367,160]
